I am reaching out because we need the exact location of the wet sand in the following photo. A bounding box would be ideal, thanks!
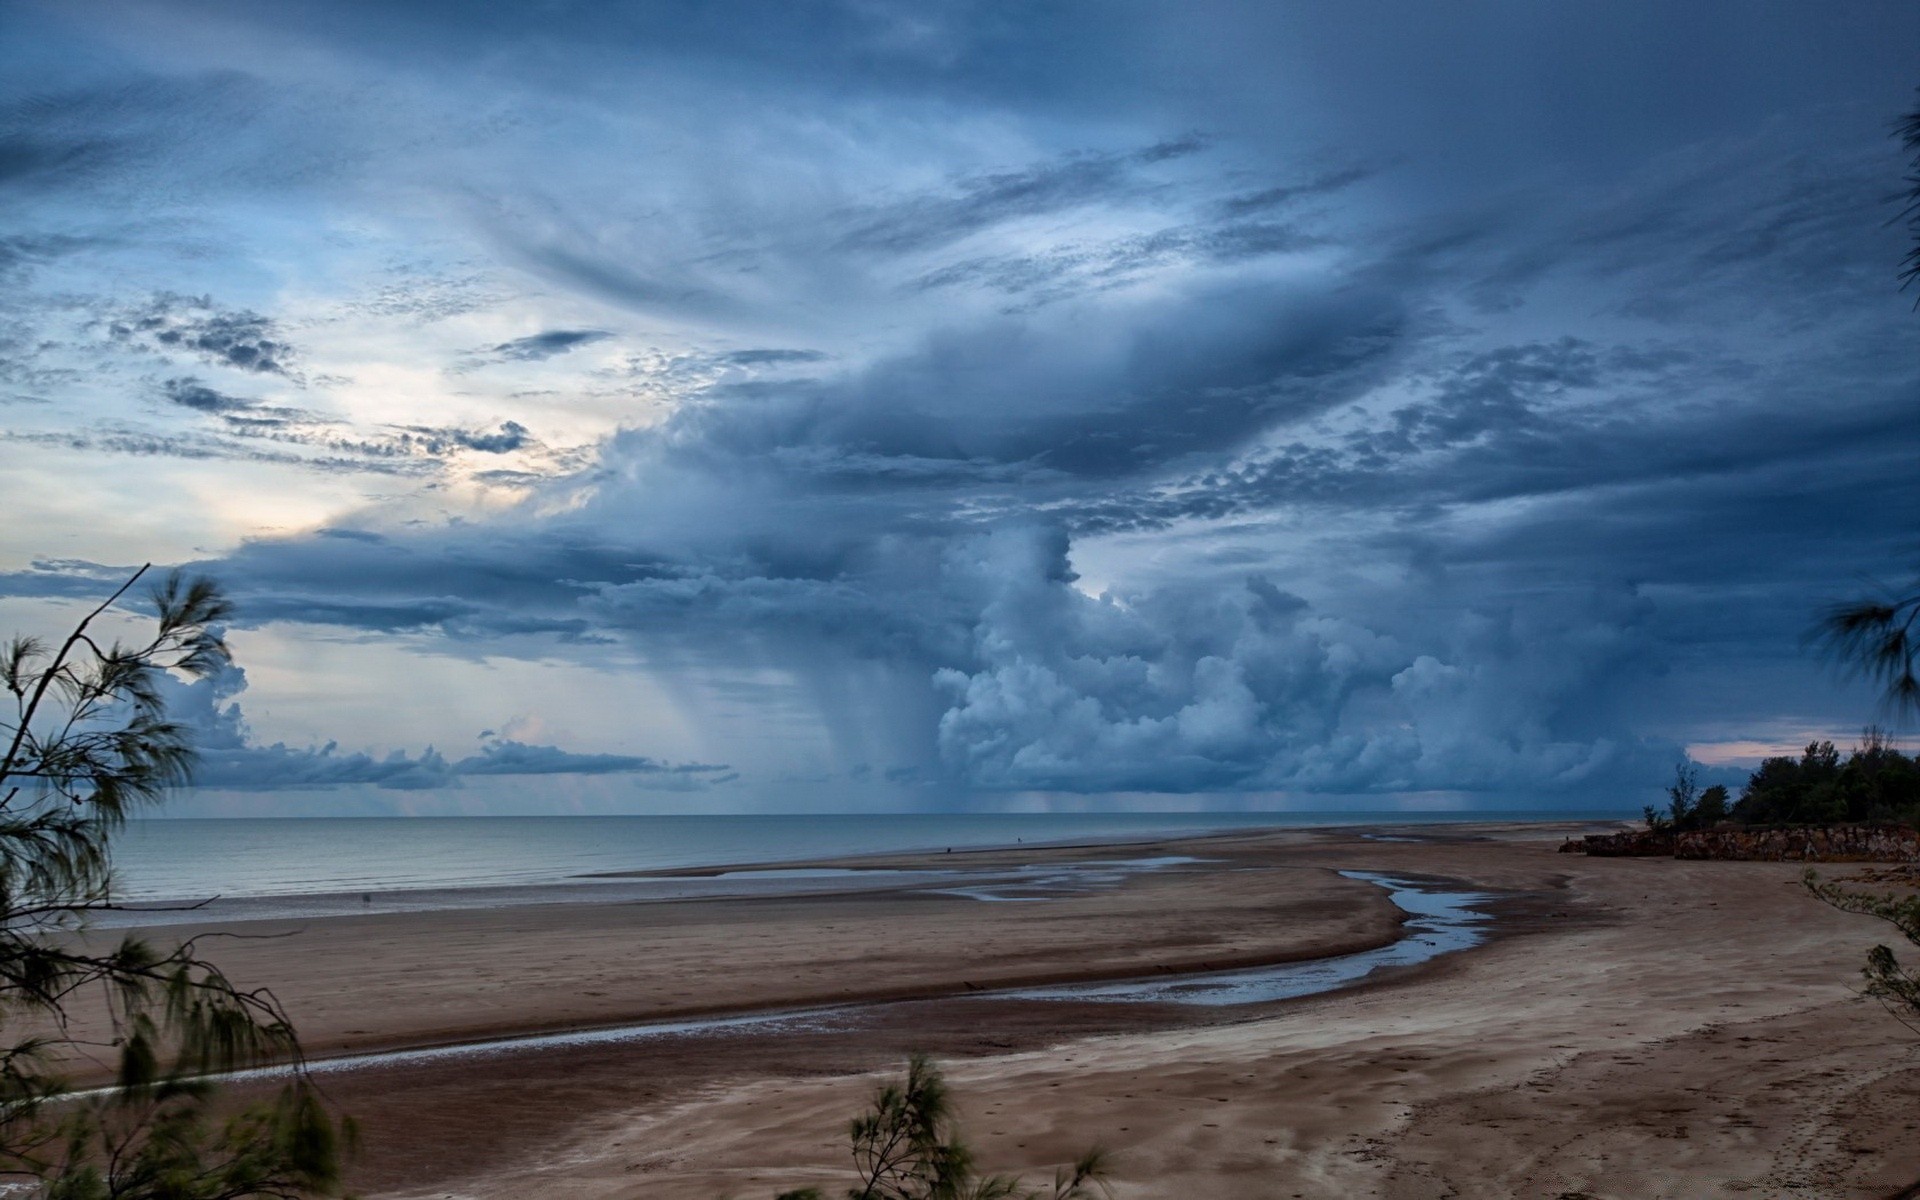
[87,822,1920,1197]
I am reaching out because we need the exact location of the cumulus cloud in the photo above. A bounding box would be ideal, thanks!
[162,506,1691,801]
[923,527,1675,797]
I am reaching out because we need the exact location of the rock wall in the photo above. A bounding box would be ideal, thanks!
[1673,824,1920,862]
[1566,829,1674,857]
[1565,824,1920,862]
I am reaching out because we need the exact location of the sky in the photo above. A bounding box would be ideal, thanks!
[1,0,1916,816]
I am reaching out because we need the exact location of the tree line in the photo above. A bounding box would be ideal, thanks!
[1653,732,1920,833]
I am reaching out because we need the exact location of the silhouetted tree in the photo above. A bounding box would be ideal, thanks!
[1695,784,1730,827]
[1646,762,1725,832]
[1731,735,1920,826]
[775,1055,1110,1200]
[0,567,345,1197]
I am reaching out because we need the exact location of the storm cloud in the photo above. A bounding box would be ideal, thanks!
[0,2,1914,809]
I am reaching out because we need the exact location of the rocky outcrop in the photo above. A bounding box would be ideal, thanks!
[1569,824,1920,862]
[1672,824,1920,862]
[1574,829,1676,857]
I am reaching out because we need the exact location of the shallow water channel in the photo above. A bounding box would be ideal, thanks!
[1001,871,1492,1005]
[271,870,1493,1078]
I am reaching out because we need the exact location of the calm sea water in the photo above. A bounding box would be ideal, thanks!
[108,811,1621,902]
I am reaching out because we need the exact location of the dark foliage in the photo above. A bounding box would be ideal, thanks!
[774,1055,1110,1200]
[1818,588,1920,722]
[1818,90,1920,714]
[1729,732,1920,827]
[1695,784,1730,827]
[1643,763,1728,833]
[0,567,346,1198]
[1897,86,1920,298]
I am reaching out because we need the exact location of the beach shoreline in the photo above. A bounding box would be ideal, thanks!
[97,813,1633,925]
[106,810,1638,907]
[70,817,1920,1198]
[86,823,1495,1060]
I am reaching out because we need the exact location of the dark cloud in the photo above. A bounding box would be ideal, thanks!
[838,139,1207,254]
[112,295,295,375]
[370,420,537,455]
[0,558,142,601]
[1216,165,1374,218]
[1382,338,1603,453]
[661,280,1406,481]
[912,219,1325,303]
[162,376,252,414]
[194,741,460,791]
[180,524,627,638]
[47,360,546,475]
[721,349,828,366]
[1,427,433,477]
[220,416,542,463]
[501,242,738,322]
[455,421,531,453]
[452,739,727,777]
[487,329,612,361]
[470,467,553,488]
[0,134,111,188]
[0,233,98,282]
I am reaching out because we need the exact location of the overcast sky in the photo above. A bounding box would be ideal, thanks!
[2,1,1916,815]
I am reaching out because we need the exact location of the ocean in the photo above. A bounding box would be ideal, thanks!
[107,811,1623,902]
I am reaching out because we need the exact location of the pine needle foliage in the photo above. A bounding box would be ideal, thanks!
[1817,90,1920,716]
[1818,590,1920,723]
[1896,87,1920,298]
[0,567,346,1198]
[774,1055,1111,1200]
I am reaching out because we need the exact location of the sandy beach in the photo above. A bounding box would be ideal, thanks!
[82,822,1920,1198]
